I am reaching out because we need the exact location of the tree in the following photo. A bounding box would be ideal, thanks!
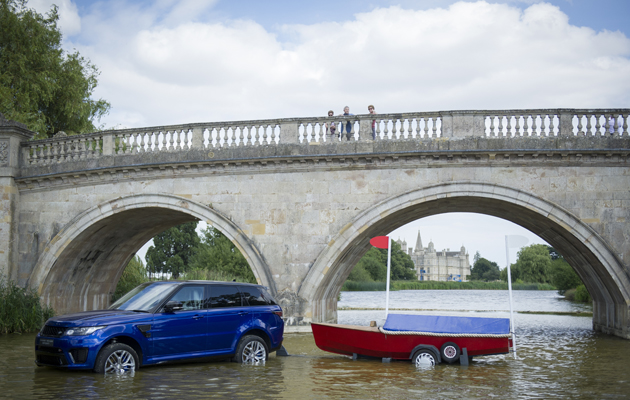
[470,257,501,281]
[547,245,563,260]
[510,244,551,283]
[0,0,110,139]
[146,222,200,279]
[112,255,149,301]
[351,240,416,282]
[548,258,582,295]
[189,227,256,283]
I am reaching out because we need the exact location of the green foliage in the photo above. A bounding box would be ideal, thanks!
[189,227,256,283]
[112,255,150,302]
[548,258,582,295]
[547,245,564,260]
[341,281,387,291]
[508,244,551,284]
[470,257,501,281]
[0,0,110,138]
[575,284,592,303]
[352,240,416,282]
[347,263,374,282]
[181,267,244,282]
[146,222,200,279]
[0,275,54,333]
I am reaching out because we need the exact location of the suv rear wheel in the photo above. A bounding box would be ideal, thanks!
[234,335,268,364]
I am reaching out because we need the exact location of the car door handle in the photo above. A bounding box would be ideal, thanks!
[238,311,249,316]
[192,314,204,320]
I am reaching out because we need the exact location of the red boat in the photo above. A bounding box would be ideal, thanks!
[312,314,513,366]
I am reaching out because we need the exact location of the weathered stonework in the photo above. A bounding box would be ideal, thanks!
[4,109,630,337]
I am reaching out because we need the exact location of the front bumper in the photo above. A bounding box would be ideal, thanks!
[35,336,101,369]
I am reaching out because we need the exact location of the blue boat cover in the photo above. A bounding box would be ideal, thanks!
[383,314,510,335]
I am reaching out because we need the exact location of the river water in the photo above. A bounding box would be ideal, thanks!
[1,290,629,399]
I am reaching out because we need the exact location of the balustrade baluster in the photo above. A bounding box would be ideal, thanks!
[608,114,616,136]
[507,116,515,138]
[33,144,41,164]
[137,132,145,153]
[547,114,554,137]
[522,115,530,137]
[262,125,269,145]
[58,139,66,161]
[432,117,438,138]
[43,144,51,164]
[165,131,172,150]
[594,114,602,136]
[245,126,252,146]
[93,136,100,157]
[489,116,496,137]
[79,138,87,159]
[623,113,629,137]
[497,116,505,138]
[250,125,258,146]
[51,142,57,162]
[515,116,523,137]
[530,115,539,137]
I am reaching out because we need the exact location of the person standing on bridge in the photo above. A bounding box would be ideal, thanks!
[368,105,377,139]
[339,106,354,138]
[326,110,337,139]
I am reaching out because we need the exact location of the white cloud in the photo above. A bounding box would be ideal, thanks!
[28,0,81,36]
[58,1,629,129]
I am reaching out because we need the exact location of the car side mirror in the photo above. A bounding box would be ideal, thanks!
[164,301,183,313]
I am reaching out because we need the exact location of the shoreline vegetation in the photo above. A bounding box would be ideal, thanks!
[0,276,54,334]
[338,307,593,317]
[341,280,556,292]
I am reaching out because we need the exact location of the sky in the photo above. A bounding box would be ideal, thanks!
[27,0,630,267]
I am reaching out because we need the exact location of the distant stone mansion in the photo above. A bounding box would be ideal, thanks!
[398,232,471,282]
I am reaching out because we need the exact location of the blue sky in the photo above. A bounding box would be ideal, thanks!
[29,0,630,266]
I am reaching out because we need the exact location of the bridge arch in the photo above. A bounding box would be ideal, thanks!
[300,182,629,337]
[28,193,274,314]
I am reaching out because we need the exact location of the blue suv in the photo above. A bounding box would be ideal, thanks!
[35,281,284,373]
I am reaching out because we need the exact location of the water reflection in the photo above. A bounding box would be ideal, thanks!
[1,291,630,399]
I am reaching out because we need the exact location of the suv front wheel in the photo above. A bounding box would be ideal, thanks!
[94,343,138,374]
[234,335,268,364]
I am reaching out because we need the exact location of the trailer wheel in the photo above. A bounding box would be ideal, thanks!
[412,349,437,367]
[440,342,460,364]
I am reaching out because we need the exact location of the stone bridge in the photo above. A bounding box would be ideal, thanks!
[1,109,629,337]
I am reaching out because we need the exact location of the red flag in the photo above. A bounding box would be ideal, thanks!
[370,236,389,249]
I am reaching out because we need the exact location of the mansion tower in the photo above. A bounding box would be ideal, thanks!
[397,231,471,282]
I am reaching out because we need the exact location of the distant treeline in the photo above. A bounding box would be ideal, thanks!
[342,280,555,292]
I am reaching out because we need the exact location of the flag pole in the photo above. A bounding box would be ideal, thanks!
[505,235,517,359]
[385,236,392,318]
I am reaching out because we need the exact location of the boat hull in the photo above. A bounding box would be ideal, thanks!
[311,323,512,361]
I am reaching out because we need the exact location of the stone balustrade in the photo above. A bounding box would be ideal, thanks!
[20,109,630,166]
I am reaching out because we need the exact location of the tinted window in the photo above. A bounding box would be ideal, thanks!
[169,286,205,310]
[207,285,242,308]
[239,286,268,306]
[260,287,278,305]
[109,282,176,312]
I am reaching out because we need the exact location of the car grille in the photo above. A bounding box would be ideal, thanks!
[41,325,67,337]
[69,348,89,364]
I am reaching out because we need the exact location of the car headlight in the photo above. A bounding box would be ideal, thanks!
[64,326,105,336]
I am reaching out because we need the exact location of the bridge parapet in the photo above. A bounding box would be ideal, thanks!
[19,109,629,167]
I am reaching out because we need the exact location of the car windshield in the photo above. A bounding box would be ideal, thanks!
[109,282,177,312]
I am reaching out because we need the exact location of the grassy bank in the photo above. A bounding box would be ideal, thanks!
[0,277,54,334]
[341,280,556,291]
